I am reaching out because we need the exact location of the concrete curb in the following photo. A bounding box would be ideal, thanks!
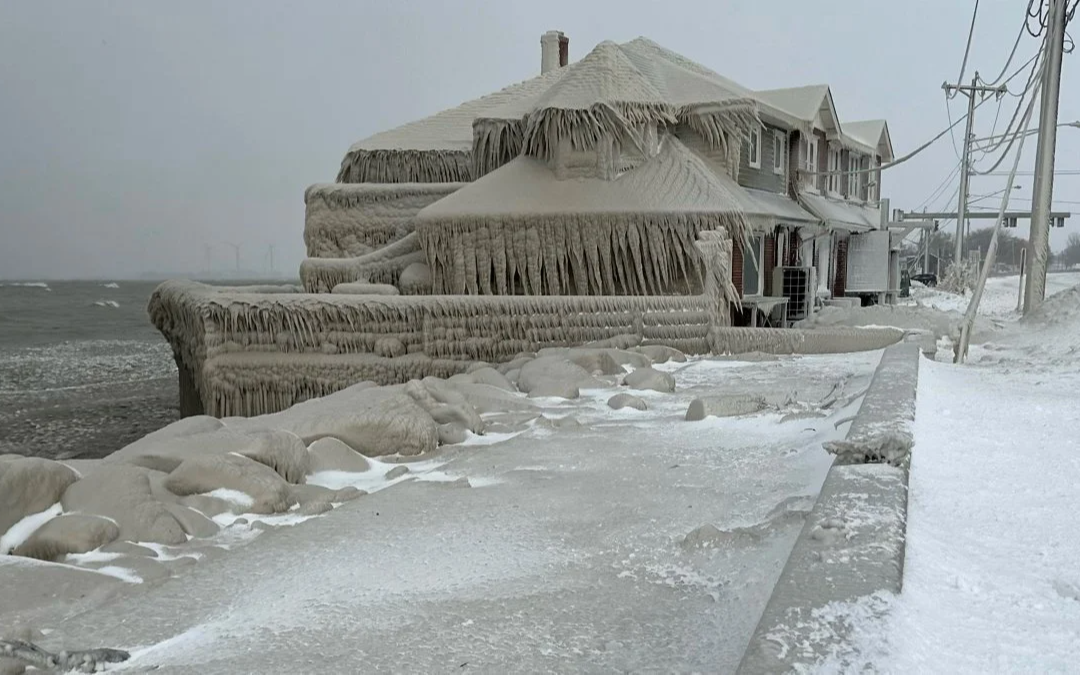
[736,342,921,674]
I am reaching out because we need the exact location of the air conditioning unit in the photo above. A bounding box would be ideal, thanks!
[772,266,815,321]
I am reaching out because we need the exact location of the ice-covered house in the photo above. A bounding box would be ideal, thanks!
[310,34,896,324]
[151,32,903,418]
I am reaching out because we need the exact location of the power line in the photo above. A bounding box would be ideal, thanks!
[914,160,964,210]
[952,0,981,98]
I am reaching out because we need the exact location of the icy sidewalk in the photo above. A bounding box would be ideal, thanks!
[829,355,1080,674]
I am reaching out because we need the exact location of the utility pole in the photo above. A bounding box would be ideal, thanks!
[1024,0,1068,314]
[942,72,1007,269]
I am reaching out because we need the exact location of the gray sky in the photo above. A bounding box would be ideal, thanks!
[1,0,1076,280]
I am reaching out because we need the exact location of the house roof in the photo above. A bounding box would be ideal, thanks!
[417,135,748,217]
[338,36,892,184]
[754,85,832,122]
[419,133,815,231]
[347,67,569,155]
[843,119,895,162]
[798,192,881,231]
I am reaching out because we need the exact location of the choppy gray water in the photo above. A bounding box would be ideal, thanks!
[0,279,287,459]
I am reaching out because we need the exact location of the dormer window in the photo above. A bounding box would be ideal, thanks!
[748,125,762,169]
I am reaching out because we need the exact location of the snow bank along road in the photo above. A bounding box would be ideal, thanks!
[807,273,1080,674]
[1,350,881,674]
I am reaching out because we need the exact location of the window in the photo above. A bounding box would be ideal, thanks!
[773,131,785,175]
[742,235,765,296]
[803,136,818,190]
[748,125,762,169]
[869,157,880,202]
[827,148,842,194]
[847,153,862,198]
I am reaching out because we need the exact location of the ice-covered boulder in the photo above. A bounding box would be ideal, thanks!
[0,457,79,539]
[623,366,675,393]
[607,393,648,411]
[62,465,187,545]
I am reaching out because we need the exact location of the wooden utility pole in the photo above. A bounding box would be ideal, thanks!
[942,73,1008,266]
[1024,0,1068,314]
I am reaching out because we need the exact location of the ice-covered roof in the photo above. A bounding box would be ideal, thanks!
[417,135,747,217]
[339,37,757,183]
[843,120,894,161]
[798,192,881,231]
[754,85,834,125]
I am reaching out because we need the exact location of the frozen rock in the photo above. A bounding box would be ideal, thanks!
[446,372,476,386]
[165,454,296,515]
[290,483,338,506]
[108,428,257,474]
[276,391,439,457]
[334,486,366,501]
[385,465,410,480]
[623,367,675,393]
[603,349,652,368]
[684,395,767,421]
[11,514,120,562]
[467,366,516,392]
[631,344,687,364]
[527,381,580,399]
[308,437,371,473]
[238,430,310,484]
[0,458,79,537]
[61,465,187,545]
[517,357,604,395]
[438,423,469,445]
[537,348,623,375]
[179,494,234,518]
[497,356,533,375]
[607,393,648,411]
[446,382,535,414]
[100,540,157,557]
[297,501,334,516]
[465,361,492,374]
[162,503,219,538]
[405,379,485,434]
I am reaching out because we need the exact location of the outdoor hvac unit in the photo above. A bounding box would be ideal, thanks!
[772,266,815,321]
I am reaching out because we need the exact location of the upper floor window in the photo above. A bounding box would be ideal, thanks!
[827,148,842,194]
[803,136,818,190]
[847,153,862,198]
[773,131,785,175]
[748,125,762,169]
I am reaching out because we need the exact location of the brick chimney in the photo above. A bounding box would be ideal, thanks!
[541,30,567,74]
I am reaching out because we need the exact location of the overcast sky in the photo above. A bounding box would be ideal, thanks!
[1,0,1077,280]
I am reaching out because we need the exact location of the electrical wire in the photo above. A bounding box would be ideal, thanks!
[914,160,964,211]
[982,3,1034,85]
[951,0,981,98]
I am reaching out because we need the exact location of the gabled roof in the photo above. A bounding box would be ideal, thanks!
[843,119,894,162]
[754,85,842,134]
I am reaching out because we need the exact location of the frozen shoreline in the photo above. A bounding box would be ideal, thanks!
[1,348,881,673]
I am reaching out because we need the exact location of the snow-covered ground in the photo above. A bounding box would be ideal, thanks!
[815,272,1080,674]
[1,351,883,674]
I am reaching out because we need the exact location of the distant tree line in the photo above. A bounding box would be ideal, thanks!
[902,228,1080,269]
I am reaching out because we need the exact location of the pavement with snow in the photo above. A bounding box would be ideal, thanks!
[2,351,881,674]
[811,271,1080,674]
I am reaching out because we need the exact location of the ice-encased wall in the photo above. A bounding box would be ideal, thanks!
[303,183,465,258]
